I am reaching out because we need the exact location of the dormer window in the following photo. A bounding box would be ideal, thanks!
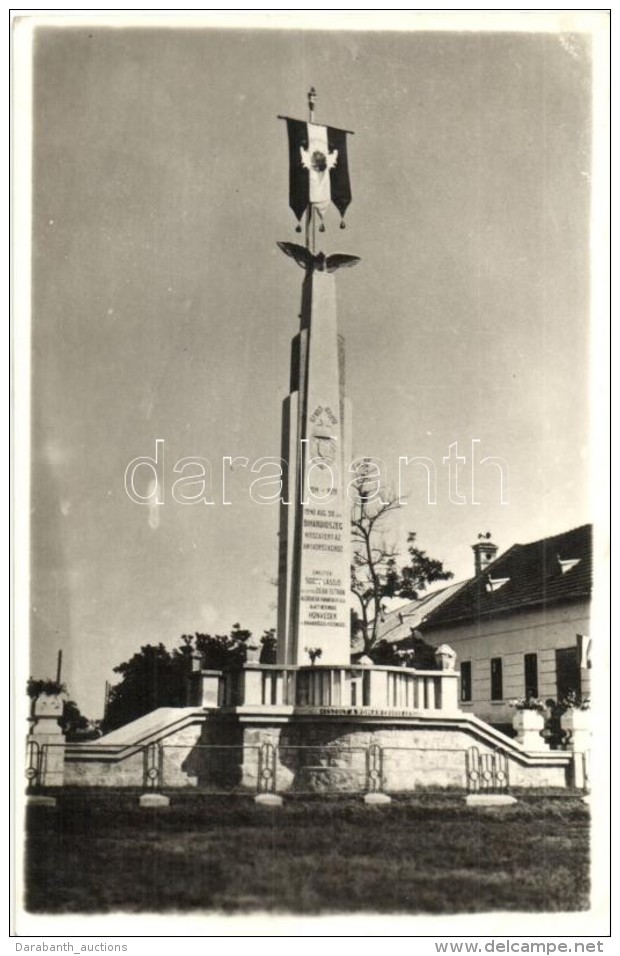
[485,575,510,593]
[557,556,581,574]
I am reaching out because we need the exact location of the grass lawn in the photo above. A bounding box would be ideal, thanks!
[25,790,590,915]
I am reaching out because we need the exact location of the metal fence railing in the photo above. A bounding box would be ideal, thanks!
[465,746,509,794]
[25,739,41,790]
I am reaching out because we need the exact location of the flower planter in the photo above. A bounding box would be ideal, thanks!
[560,708,591,752]
[245,643,262,663]
[434,644,457,671]
[512,708,548,751]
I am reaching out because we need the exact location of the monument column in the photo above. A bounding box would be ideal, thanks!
[276,92,357,667]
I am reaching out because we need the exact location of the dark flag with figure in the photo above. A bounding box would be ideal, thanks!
[284,118,352,224]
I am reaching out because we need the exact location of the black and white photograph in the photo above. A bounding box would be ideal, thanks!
[13,10,610,938]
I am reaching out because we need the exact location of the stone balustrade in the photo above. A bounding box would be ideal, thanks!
[199,664,461,716]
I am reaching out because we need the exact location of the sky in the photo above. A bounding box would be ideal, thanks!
[27,19,596,717]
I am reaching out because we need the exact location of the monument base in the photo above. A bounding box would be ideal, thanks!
[64,664,577,793]
[201,710,570,794]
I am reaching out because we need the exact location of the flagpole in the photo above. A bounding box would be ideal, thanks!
[306,87,316,256]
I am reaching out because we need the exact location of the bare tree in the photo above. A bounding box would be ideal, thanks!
[350,460,453,656]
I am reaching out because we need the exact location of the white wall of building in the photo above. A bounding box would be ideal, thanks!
[423,600,590,724]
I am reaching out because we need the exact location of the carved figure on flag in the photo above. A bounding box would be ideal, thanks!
[300,129,339,219]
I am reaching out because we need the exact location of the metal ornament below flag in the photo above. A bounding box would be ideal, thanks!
[282,116,353,227]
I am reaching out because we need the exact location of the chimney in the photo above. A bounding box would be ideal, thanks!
[472,532,499,576]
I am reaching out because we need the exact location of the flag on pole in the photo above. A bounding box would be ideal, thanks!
[576,634,592,669]
[285,119,352,223]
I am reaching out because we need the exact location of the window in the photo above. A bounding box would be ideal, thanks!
[555,646,581,702]
[524,653,538,699]
[460,661,472,702]
[490,658,503,700]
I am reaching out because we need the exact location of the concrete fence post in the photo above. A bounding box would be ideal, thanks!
[364,743,391,805]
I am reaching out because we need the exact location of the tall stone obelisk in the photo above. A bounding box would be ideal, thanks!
[276,91,357,666]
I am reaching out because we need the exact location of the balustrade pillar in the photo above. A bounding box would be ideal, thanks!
[242,666,264,706]
[439,673,460,714]
[199,670,222,707]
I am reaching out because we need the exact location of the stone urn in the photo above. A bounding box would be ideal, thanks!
[560,707,591,753]
[434,644,457,671]
[512,708,548,751]
[190,650,204,673]
[31,692,66,742]
[245,642,262,664]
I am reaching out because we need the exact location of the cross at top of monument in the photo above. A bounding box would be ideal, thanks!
[278,89,354,250]
[307,86,317,121]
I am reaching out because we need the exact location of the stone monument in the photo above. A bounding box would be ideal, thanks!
[60,92,579,798]
[276,89,357,667]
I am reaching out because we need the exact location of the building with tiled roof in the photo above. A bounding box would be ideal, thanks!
[350,581,465,659]
[371,581,467,648]
[418,524,592,726]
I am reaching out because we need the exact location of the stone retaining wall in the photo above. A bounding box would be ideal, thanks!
[62,712,570,791]
[234,721,568,792]
[64,721,205,788]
